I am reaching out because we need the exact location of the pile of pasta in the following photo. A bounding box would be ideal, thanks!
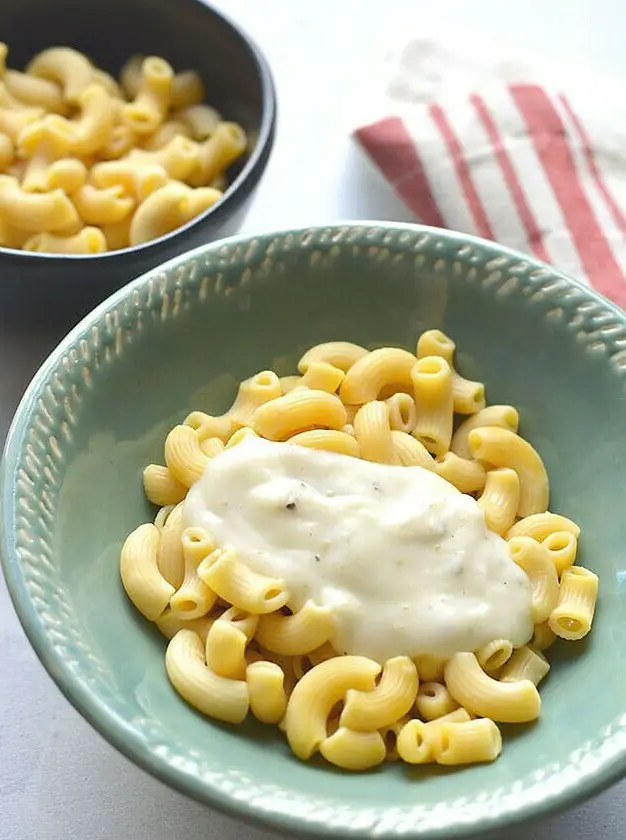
[0,45,246,253]
[121,330,598,771]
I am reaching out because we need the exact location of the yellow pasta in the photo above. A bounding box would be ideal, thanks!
[475,639,513,673]
[341,656,418,731]
[450,405,520,460]
[0,177,78,231]
[225,427,259,449]
[165,630,249,724]
[251,389,347,441]
[73,184,135,225]
[155,609,216,644]
[191,121,247,185]
[353,400,397,464]
[27,47,93,103]
[477,467,520,537]
[3,69,66,113]
[175,103,222,140]
[416,329,455,363]
[153,504,175,532]
[543,531,578,576]
[500,645,550,685]
[508,537,559,624]
[320,728,386,770]
[69,83,117,155]
[340,348,417,404]
[246,661,288,724]
[413,654,447,683]
[396,709,473,765]
[119,327,590,774]
[228,371,282,427]
[445,652,541,723]
[119,54,144,99]
[129,181,221,246]
[91,68,123,99]
[468,426,549,517]
[205,619,248,679]
[91,160,169,202]
[416,329,485,414]
[0,133,13,171]
[157,503,185,589]
[396,719,442,765]
[433,719,502,765]
[284,656,381,759]
[0,45,246,253]
[434,452,486,494]
[171,69,205,110]
[142,119,192,151]
[298,341,369,374]
[129,135,199,181]
[123,56,173,135]
[164,423,210,487]
[199,437,225,459]
[415,681,459,721]
[390,430,435,470]
[531,620,558,652]
[279,374,302,394]
[197,546,288,614]
[451,373,486,415]
[101,216,132,251]
[120,523,174,620]
[169,527,216,619]
[411,356,454,456]
[21,156,87,193]
[142,464,187,506]
[299,361,345,393]
[287,429,360,458]
[549,566,598,641]
[256,601,335,655]
[507,512,580,542]
[185,409,235,443]
[385,392,416,433]
[23,227,106,255]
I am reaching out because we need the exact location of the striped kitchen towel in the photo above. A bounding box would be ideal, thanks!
[354,37,626,307]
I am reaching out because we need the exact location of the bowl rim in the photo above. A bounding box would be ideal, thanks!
[2,221,625,838]
[0,0,277,263]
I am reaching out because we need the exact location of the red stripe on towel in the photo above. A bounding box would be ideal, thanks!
[471,92,551,264]
[511,83,626,305]
[428,102,495,240]
[558,92,626,236]
[355,116,445,227]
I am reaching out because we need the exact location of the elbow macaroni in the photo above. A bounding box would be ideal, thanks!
[120,327,593,774]
[0,43,247,253]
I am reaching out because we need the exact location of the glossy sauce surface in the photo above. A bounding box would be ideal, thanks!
[184,438,533,661]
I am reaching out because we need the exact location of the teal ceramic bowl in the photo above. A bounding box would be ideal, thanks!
[2,223,625,838]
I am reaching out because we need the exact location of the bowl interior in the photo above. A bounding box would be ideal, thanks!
[2,0,264,143]
[3,224,626,838]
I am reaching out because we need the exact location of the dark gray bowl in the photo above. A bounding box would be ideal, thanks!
[0,0,276,326]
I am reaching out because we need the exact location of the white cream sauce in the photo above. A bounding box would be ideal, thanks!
[184,437,533,662]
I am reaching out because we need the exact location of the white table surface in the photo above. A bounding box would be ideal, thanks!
[1,1,625,837]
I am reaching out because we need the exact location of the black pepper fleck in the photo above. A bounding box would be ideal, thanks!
[285,501,296,511]
[314,554,321,562]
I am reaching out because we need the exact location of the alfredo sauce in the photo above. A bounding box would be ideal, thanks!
[184,437,533,662]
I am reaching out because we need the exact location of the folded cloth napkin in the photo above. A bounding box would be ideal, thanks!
[354,36,626,307]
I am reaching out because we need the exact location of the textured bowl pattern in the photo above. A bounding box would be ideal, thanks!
[2,223,626,838]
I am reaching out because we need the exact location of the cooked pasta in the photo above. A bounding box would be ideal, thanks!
[0,43,247,253]
[119,327,592,776]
